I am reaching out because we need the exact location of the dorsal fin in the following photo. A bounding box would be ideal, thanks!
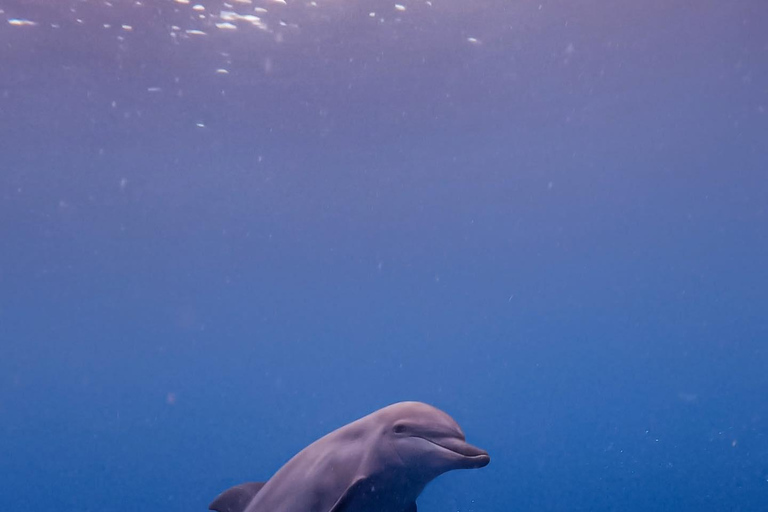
[209,482,267,512]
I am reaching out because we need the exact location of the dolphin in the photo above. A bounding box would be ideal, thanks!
[210,401,490,512]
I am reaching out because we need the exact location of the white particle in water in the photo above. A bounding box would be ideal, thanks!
[8,18,37,26]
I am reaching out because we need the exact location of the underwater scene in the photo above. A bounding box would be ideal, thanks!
[1,0,767,511]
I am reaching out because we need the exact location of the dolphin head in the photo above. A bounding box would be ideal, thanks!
[377,402,490,478]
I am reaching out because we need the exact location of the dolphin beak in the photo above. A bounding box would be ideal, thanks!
[426,436,491,468]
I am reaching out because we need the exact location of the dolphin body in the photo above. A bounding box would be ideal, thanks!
[210,401,490,512]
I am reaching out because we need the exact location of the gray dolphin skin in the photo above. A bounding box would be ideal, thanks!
[210,401,490,512]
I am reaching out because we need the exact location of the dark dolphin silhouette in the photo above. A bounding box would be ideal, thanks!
[210,401,490,512]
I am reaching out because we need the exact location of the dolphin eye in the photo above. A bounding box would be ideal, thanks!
[393,424,407,434]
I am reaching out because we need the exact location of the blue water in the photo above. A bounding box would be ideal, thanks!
[1,0,767,511]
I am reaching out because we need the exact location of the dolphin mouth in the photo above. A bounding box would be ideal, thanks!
[417,436,491,467]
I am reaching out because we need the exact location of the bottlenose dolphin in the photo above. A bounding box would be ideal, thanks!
[210,401,490,512]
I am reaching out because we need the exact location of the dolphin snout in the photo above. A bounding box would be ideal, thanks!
[430,436,490,468]
[457,442,490,468]
[466,448,490,468]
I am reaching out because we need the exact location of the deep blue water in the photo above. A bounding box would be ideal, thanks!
[1,0,767,511]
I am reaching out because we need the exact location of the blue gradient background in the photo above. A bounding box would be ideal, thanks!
[1,0,767,511]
